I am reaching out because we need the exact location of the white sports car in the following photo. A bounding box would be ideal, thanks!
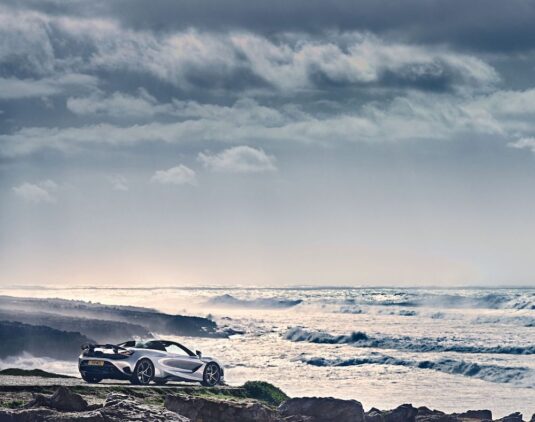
[79,340,224,386]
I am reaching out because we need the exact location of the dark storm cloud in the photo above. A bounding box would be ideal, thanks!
[6,0,535,53]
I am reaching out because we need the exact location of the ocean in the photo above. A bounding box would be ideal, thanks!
[1,287,534,417]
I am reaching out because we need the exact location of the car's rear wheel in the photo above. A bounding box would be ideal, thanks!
[201,362,221,387]
[131,358,154,385]
[81,373,102,384]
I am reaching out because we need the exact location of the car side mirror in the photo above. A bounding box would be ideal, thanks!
[196,350,202,358]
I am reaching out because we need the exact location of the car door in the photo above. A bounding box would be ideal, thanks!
[163,344,202,373]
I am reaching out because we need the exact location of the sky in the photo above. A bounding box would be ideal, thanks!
[1,0,535,287]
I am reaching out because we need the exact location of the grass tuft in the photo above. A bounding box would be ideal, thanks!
[242,381,288,406]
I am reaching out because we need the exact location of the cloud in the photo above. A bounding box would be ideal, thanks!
[508,138,535,152]
[7,86,535,159]
[0,74,98,99]
[109,174,128,191]
[0,6,498,94]
[12,180,58,203]
[14,0,535,53]
[67,88,172,117]
[0,90,528,158]
[198,146,277,173]
[151,165,197,185]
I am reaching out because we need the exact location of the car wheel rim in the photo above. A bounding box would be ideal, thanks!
[137,361,153,384]
[205,364,219,386]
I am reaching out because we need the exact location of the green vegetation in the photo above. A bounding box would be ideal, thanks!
[0,368,73,378]
[242,381,289,406]
[4,399,24,409]
[171,381,288,407]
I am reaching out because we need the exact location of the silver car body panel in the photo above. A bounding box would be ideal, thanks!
[78,341,224,384]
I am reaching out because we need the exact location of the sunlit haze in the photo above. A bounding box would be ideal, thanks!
[2,1,535,287]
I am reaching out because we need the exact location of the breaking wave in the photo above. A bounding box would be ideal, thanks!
[349,291,535,310]
[0,353,78,377]
[284,327,535,355]
[301,353,533,386]
[207,294,302,309]
[473,315,535,327]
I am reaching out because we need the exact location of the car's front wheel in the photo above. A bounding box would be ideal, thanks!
[131,358,154,385]
[201,362,221,387]
[81,373,102,384]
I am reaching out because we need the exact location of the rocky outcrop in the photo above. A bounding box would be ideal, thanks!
[278,397,365,422]
[455,409,493,420]
[365,404,496,422]
[165,394,277,422]
[0,295,224,343]
[0,321,93,360]
[0,390,189,422]
[0,309,151,343]
[497,413,523,422]
[0,386,528,422]
[382,403,419,422]
[26,386,88,412]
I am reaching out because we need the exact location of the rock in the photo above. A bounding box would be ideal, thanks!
[417,414,459,422]
[366,408,384,422]
[383,404,418,422]
[454,410,492,420]
[530,414,535,422]
[0,390,189,422]
[415,407,457,422]
[102,393,189,422]
[496,413,523,422]
[165,394,276,422]
[26,386,88,412]
[278,397,365,422]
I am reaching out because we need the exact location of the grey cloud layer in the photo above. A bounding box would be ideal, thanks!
[1,3,535,160]
[0,6,498,95]
[7,0,535,53]
[2,89,535,158]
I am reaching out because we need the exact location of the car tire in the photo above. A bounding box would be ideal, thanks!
[201,362,221,387]
[131,358,154,385]
[81,373,102,384]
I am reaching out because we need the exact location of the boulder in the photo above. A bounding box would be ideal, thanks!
[366,408,384,422]
[454,410,492,421]
[165,394,277,422]
[26,386,88,412]
[496,413,523,422]
[383,404,418,422]
[278,397,365,422]
[102,393,189,422]
[416,407,458,422]
[417,415,459,422]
